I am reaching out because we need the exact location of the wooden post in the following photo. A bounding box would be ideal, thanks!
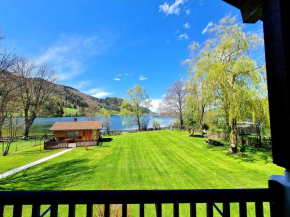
[262,0,290,170]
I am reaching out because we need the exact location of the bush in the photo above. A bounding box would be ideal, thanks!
[152,118,162,130]
[202,123,210,130]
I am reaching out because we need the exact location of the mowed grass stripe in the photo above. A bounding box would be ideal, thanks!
[0,130,283,191]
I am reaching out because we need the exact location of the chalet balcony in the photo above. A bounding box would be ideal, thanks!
[44,139,98,150]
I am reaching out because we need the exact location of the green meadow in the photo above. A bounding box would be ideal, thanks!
[0,130,283,216]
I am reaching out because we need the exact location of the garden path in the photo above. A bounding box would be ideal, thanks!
[0,148,74,179]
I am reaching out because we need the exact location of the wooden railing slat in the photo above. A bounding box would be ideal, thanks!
[122,203,127,217]
[139,203,144,217]
[32,204,41,217]
[173,203,179,217]
[156,203,162,217]
[104,204,110,217]
[255,201,264,217]
[0,204,4,217]
[69,203,76,217]
[223,202,230,217]
[13,204,22,217]
[86,204,93,217]
[239,202,247,217]
[206,203,213,217]
[50,204,58,217]
[190,203,196,217]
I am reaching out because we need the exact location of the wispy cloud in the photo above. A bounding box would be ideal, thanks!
[139,75,147,81]
[86,88,113,98]
[202,22,213,34]
[177,33,189,40]
[198,0,204,6]
[166,40,171,43]
[71,80,91,89]
[151,99,163,112]
[159,0,185,16]
[185,9,191,15]
[114,78,120,81]
[183,22,190,29]
[37,34,112,80]
[92,91,112,98]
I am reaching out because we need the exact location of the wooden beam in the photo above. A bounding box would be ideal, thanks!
[223,0,266,23]
[240,0,265,23]
[263,0,290,170]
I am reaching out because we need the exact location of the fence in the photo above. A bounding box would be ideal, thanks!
[0,187,273,217]
[101,126,171,136]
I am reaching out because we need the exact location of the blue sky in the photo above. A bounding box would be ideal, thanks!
[0,0,262,111]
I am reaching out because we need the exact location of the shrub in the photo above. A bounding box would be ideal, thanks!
[202,123,210,130]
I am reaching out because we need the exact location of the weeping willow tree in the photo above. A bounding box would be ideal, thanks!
[185,15,265,153]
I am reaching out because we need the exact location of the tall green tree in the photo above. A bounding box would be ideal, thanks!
[185,15,264,153]
[119,85,151,130]
[100,108,112,135]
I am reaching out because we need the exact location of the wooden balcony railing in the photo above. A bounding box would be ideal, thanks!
[0,188,272,217]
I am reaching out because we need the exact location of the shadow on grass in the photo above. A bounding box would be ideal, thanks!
[189,135,205,138]
[99,138,113,147]
[204,141,272,164]
[0,158,97,190]
[100,138,113,143]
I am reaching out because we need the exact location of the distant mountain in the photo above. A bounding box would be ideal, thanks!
[1,70,151,116]
[52,83,124,115]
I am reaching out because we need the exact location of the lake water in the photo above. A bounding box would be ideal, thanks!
[19,115,176,135]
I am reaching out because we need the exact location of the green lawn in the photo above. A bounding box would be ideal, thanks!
[0,140,61,174]
[0,130,283,216]
[63,107,78,116]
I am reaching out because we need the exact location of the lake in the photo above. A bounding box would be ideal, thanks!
[9,115,176,136]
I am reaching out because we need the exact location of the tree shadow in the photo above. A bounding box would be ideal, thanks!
[0,158,98,190]
[100,138,113,143]
[189,134,204,138]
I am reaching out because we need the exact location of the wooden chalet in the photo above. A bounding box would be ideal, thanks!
[1,0,290,216]
[44,119,103,149]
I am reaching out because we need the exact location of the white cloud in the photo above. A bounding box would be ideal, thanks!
[177,33,189,40]
[71,80,91,89]
[183,22,190,29]
[37,34,112,80]
[151,99,163,112]
[166,40,171,43]
[185,9,191,15]
[139,75,147,81]
[114,78,120,81]
[92,91,112,98]
[86,88,113,98]
[202,22,213,34]
[176,29,179,34]
[159,0,184,16]
[199,0,204,6]
[162,94,166,97]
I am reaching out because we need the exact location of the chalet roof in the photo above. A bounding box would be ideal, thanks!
[49,121,103,131]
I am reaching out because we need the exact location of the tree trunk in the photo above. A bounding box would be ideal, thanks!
[229,118,238,153]
[0,117,4,138]
[23,112,36,138]
[255,123,262,147]
[179,114,183,130]
[137,118,141,131]
[199,105,205,127]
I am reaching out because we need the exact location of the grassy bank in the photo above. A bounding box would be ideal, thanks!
[0,140,61,174]
[0,130,283,216]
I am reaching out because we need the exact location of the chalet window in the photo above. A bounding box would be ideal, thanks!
[83,131,86,137]
[66,131,78,138]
